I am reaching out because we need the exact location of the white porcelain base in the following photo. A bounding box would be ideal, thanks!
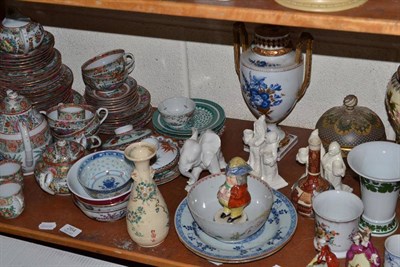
[359,215,399,237]
[277,134,298,161]
[262,175,288,190]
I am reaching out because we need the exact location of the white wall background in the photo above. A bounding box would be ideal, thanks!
[47,26,398,140]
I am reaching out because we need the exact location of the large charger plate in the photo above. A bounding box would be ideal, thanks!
[152,98,225,137]
[174,190,297,263]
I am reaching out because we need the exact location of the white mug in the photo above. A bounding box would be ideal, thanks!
[313,190,364,259]
[0,183,24,219]
[384,234,400,267]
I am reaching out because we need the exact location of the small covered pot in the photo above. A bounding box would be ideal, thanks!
[315,95,386,156]
[34,140,86,195]
[0,90,52,175]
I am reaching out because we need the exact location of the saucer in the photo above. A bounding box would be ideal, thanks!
[153,98,225,137]
[151,135,180,175]
[174,190,297,263]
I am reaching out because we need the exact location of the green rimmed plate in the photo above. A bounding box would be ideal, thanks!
[152,98,225,137]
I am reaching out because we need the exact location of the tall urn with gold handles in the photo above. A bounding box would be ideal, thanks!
[234,23,313,150]
[386,65,400,144]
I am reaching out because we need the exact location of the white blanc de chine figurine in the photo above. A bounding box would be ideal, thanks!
[216,157,252,223]
[243,115,267,176]
[243,115,288,189]
[179,128,226,192]
[321,141,352,192]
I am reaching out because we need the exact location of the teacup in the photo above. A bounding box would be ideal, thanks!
[0,159,24,187]
[0,182,24,219]
[81,49,135,78]
[348,141,400,236]
[0,17,45,54]
[82,70,129,91]
[384,234,400,267]
[57,103,86,120]
[313,190,364,259]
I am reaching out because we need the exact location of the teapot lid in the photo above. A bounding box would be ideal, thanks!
[315,94,387,156]
[42,140,86,164]
[0,90,32,115]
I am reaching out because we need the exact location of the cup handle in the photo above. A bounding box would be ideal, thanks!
[13,194,24,213]
[96,108,109,125]
[124,53,135,74]
[39,171,55,195]
[87,135,102,149]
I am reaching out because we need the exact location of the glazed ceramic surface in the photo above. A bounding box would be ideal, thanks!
[77,150,133,199]
[0,17,45,54]
[153,98,225,139]
[158,97,196,129]
[43,103,108,136]
[385,65,400,144]
[67,154,132,206]
[234,23,313,144]
[0,90,52,175]
[101,126,152,150]
[34,140,86,195]
[175,189,297,263]
[0,159,24,186]
[316,95,386,156]
[72,194,128,222]
[124,142,170,247]
[275,0,368,12]
[0,182,24,219]
[187,173,273,242]
[81,49,135,78]
[312,190,364,259]
[384,234,400,267]
[348,141,400,236]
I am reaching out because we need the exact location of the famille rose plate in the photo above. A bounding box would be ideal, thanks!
[174,190,297,263]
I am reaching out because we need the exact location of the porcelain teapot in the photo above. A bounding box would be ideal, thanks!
[0,16,45,54]
[34,140,86,195]
[233,22,313,145]
[0,90,52,175]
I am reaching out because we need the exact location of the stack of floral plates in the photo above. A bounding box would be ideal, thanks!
[0,31,76,111]
[84,77,153,135]
[152,98,226,141]
[174,190,297,263]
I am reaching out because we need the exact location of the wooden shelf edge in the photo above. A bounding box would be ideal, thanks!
[15,0,400,36]
[0,223,193,267]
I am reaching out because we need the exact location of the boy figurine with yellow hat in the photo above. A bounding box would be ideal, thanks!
[217,157,252,223]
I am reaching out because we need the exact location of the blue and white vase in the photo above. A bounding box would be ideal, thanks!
[234,23,313,146]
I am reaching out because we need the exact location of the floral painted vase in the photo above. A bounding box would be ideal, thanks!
[234,22,313,146]
[124,142,169,247]
[385,65,400,143]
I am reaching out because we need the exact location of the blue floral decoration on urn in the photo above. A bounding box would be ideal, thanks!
[241,71,284,117]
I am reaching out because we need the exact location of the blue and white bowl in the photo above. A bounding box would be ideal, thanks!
[77,150,133,199]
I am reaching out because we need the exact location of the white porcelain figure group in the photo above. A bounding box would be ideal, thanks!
[296,129,352,192]
[243,115,288,190]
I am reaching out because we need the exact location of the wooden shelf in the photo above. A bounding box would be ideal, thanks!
[1,118,399,266]
[12,0,400,36]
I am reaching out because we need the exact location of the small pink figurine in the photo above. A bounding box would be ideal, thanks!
[345,227,381,267]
